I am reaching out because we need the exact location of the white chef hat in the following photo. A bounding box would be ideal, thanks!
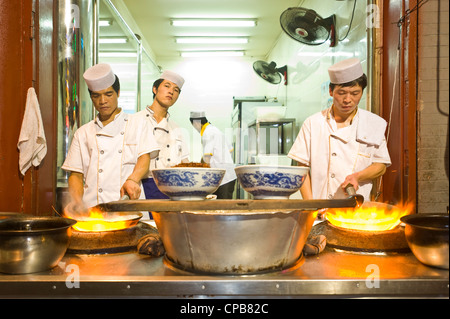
[328,58,364,84]
[160,70,185,89]
[83,63,116,92]
[190,111,206,118]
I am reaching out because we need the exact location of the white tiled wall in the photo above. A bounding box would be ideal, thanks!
[417,0,449,214]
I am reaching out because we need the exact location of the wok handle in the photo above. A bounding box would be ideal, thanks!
[345,184,357,196]
[120,194,130,201]
[95,198,359,213]
[345,184,364,207]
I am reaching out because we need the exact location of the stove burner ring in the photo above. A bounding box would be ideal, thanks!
[162,254,305,276]
[309,221,410,253]
[68,222,158,254]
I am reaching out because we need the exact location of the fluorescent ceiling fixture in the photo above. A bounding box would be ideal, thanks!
[99,52,137,58]
[297,51,354,57]
[99,19,112,27]
[181,51,244,57]
[171,19,256,27]
[99,37,128,44]
[176,37,248,44]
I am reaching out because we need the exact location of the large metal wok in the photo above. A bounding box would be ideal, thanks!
[63,196,142,232]
[70,212,143,232]
[325,201,411,232]
[95,198,357,274]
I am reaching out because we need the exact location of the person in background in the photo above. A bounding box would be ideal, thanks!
[288,58,391,202]
[190,111,237,199]
[62,63,159,211]
[136,70,189,199]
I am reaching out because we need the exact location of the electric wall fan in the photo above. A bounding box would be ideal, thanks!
[280,7,337,47]
[253,60,288,85]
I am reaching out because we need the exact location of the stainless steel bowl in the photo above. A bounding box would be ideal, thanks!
[153,209,318,274]
[401,214,449,269]
[0,217,77,274]
[0,212,27,220]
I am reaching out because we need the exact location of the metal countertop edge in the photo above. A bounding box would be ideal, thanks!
[0,277,448,298]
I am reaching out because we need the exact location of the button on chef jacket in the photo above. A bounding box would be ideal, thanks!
[136,106,189,175]
[288,108,391,201]
[201,123,236,185]
[62,110,160,207]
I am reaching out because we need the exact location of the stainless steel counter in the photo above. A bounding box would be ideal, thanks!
[0,248,448,298]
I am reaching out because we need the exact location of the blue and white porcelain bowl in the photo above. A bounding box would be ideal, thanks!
[235,165,309,199]
[152,167,226,201]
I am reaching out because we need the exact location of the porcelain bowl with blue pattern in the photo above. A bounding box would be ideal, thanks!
[152,167,226,200]
[235,165,309,199]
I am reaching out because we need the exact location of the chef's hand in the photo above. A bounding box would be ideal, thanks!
[341,173,359,195]
[63,199,88,219]
[121,179,141,200]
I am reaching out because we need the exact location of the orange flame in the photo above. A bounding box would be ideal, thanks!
[326,202,414,232]
[70,208,130,232]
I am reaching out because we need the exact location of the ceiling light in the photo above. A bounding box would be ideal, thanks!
[99,19,112,27]
[180,51,245,58]
[171,19,257,27]
[297,51,354,57]
[99,37,128,44]
[99,52,137,58]
[176,37,248,44]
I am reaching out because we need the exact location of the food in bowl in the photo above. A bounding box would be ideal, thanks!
[152,167,225,200]
[172,162,210,168]
[235,165,309,199]
[401,214,449,269]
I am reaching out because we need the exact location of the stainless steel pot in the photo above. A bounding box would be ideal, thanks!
[0,217,76,274]
[401,214,449,269]
[152,209,318,274]
[0,212,27,220]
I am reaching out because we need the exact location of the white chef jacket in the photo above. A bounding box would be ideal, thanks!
[288,108,391,201]
[201,123,237,185]
[136,106,189,175]
[62,110,160,207]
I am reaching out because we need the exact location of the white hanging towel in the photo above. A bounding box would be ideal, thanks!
[17,87,47,175]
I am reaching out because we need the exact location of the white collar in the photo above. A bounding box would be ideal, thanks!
[94,110,128,136]
[146,105,170,120]
[94,109,124,128]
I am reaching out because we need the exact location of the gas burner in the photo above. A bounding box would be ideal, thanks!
[309,220,410,254]
[68,222,161,254]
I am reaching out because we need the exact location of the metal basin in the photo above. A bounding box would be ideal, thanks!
[0,217,76,274]
[152,209,318,275]
[0,212,27,220]
[401,214,449,269]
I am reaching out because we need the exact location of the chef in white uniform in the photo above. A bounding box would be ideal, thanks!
[288,58,391,202]
[136,70,190,199]
[62,63,160,210]
[190,111,237,199]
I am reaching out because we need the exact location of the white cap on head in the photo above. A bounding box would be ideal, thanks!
[328,58,364,84]
[160,70,185,89]
[83,63,116,92]
[190,111,206,118]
